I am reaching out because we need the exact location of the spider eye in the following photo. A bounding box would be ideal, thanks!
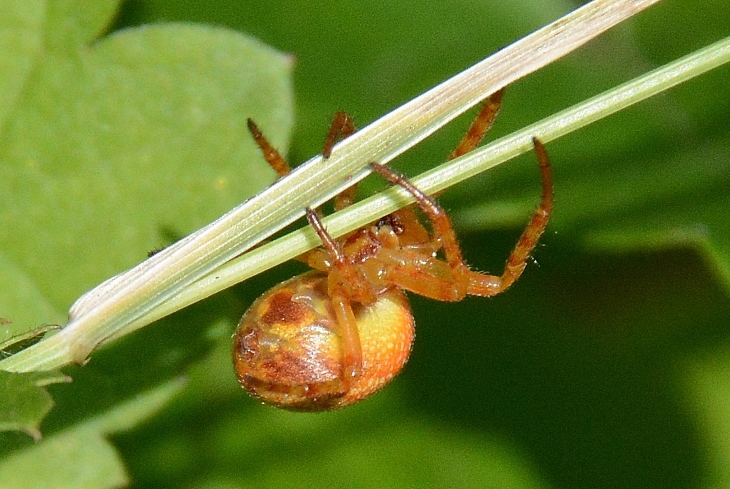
[376,214,405,234]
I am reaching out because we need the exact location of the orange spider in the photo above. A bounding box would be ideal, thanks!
[233,90,553,411]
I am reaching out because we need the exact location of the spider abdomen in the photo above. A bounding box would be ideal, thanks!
[233,271,415,411]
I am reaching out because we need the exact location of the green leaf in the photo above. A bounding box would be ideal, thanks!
[576,134,730,283]
[0,371,69,440]
[217,417,550,489]
[0,378,185,489]
[0,19,293,313]
[43,0,120,47]
[683,344,730,488]
[0,252,64,345]
[0,0,292,470]
[1,432,128,489]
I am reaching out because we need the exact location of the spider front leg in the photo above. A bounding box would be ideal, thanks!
[247,112,359,209]
[246,118,292,177]
[247,112,360,266]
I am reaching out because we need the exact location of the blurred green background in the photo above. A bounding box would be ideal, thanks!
[3,0,730,487]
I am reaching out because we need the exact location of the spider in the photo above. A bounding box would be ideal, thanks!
[233,89,553,411]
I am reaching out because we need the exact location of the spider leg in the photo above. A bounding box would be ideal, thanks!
[305,208,367,382]
[247,119,292,177]
[305,208,347,264]
[330,293,363,384]
[323,112,357,158]
[305,208,378,303]
[246,119,324,267]
[247,112,358,197]
[370,163,472,299]
[466,138,554,296]
[322,112,360,210]
[247,114,360,262]
[448,88,504,160]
